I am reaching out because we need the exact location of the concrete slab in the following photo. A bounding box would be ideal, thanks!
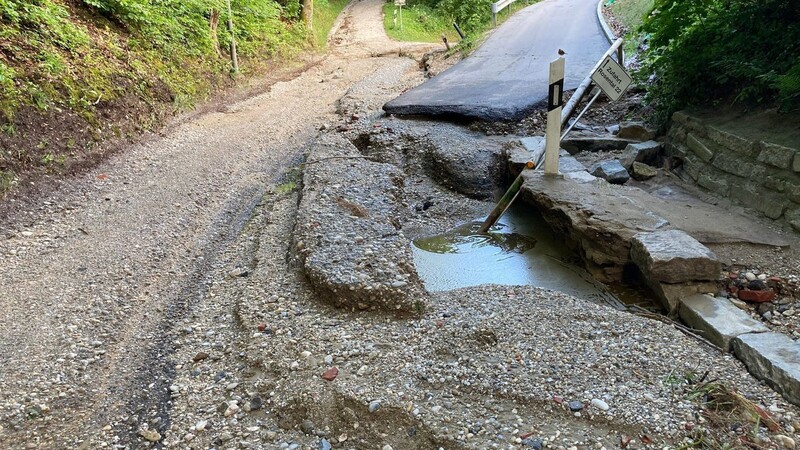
[732,332,800,406]
[679,294,769,350]
[631,230,721,283]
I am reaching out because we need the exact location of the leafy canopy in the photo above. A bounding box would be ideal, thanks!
[639,0,800,126]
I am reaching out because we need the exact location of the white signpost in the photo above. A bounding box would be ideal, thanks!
[543,56,565,175]
[394,0,405,30]
[591,56,632,101]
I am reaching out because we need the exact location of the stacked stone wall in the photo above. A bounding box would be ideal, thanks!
[666,111,800,230]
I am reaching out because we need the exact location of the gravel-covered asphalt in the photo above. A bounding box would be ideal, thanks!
[1,0,799,449]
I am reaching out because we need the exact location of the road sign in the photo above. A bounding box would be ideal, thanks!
[591,56,631,101]
[394,0,406,5]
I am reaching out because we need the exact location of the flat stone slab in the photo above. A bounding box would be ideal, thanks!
[679,294,769,350]
[519,171,669,281]
[732,332,800,406]
[383,0,609,121]
[631,230,721,283]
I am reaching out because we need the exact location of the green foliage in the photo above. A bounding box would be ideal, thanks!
[0,0,323,126]
[312,0,349,47]
[415,0,494,34]
[639,0,800,127]
[383,2,456,43]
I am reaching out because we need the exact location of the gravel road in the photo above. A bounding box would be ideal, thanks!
[1,1,799,449]
[0,1,436,447]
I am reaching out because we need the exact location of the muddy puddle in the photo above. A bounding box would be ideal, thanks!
[412,204,629,307]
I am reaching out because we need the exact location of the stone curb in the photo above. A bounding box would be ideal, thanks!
[678,294,769,350]
[596,0,616,44]
[731,332,800,406]
[679,294,800,406]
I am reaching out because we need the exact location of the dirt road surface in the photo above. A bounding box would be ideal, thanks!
[0,1,435,447]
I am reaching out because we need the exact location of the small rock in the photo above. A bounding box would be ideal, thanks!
[321,366,339,381]
[382,446,394,450]
[630,161,657,181]
[193,351,209,362]
[728,298,749,310]
[139,429,161,442]
[249,396,263,411]
[590,398,609,411]
[301,420,315,435]
[617,121,656,141]
[368,400,382,413]
[521,437,544,449]
[568,400,583,412]
[194,420,208,432]
[590,160,629,184]
[738,289,776,303]
[318,439,332,450]
[745,272,757,281]
[775,435,796,449]
[748,279,767,291]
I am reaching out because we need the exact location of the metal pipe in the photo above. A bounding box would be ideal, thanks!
[561,89,602,140]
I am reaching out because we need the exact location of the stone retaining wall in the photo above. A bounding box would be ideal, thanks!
[666,111,800,230]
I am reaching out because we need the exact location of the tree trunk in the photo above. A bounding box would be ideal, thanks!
[301,0,313,30]
[209,8,222,57]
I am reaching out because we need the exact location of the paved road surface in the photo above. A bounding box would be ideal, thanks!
[383,0,610,121]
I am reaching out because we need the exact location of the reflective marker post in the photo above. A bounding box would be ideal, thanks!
[544,56,564,175]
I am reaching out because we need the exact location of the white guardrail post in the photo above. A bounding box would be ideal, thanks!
[492,0,516,27]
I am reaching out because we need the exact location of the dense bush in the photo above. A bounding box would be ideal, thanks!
[415,0,494,33]
[639,0,800,126]
[0,0,308,123]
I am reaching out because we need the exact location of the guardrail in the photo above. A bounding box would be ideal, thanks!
[492,0,520,27]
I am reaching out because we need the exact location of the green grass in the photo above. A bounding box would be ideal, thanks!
[383,3,457,43]
[607,0,654,55]
[382,0,535,48]
[608,0,653,31]
[313,0,351,48]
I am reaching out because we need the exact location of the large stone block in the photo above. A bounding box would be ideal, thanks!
[648,280,717,314]
[618,121,656,141]
[680,152,705,182]
[707,125,758,157]
[758,141,796,170]
[687,133,715,162]
[679,294,769,350]
[732,332,800,406]
[754,189,789,220]
[620,140,662,169]
[697,171,730,196]
[590,160,629,184]
[631,230,721,284]
[711,154,766,179]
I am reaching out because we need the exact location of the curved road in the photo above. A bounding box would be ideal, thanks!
[383,0,611,121]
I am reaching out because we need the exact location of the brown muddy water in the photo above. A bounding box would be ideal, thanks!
[411,204,630,307]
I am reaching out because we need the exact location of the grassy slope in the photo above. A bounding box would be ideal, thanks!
[382,0,534,52]
[0,0,349,195]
